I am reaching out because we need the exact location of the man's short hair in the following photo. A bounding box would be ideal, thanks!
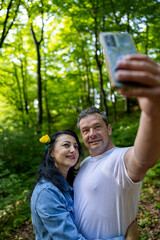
[77,107,109,130]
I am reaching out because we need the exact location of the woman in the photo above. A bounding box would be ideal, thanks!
[31,130,135,240]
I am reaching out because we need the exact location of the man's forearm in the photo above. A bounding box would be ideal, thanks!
[134,110,160,170]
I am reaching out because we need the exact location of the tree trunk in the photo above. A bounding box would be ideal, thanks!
[20,57,29,116]
[145,20,149,55]
[30,25,43,128]
[111,88,117,123]
[92,0,108,115]
[14,64,25,125]
[36,42,43,125]
[44,80,52,134]
[82,50,93,106]
[97,60,108,116]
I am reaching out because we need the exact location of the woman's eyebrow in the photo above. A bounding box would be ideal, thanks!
[63,140,78,145]
[62,141,70,144]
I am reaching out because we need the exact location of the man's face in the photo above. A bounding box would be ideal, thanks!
[79,113,113,157]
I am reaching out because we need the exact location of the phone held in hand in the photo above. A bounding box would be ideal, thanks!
[99,32,138,88]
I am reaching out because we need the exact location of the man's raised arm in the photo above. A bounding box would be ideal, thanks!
[116,54,160,181]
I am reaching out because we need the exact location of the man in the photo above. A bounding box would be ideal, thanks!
[74,54,160,239]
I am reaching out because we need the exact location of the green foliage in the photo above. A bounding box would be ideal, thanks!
[0,161,31,237]
[138,182,159,239]
[0,167,22,210]
[0,127,41,238]
[0,126,42,234]
[111,112,139,147]
[0,194,31,239]
[0,127,43,173]
[143,158,160,186]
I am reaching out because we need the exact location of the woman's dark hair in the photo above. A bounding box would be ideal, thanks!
[36,130,82,192]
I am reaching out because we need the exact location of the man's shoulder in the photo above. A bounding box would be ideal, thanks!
[112,147,130,155]
[106,147,130,162]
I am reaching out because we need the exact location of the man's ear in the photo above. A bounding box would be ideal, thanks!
[107,124,112,136]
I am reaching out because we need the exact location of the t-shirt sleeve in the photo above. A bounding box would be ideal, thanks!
[106,148,142,189]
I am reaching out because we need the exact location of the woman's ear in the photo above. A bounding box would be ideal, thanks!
[50,151,54,158]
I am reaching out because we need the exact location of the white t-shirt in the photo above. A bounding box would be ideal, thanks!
[73,147,142,239]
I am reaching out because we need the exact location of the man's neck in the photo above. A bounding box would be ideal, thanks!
[90,142,116,157]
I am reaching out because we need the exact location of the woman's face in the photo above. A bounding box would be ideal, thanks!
[51,134,79,178]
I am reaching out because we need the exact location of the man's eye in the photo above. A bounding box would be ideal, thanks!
[96,126,101,129]
[83,129,88,133]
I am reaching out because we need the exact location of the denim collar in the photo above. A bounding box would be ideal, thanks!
[59,175,73,192]
[40,176,73,192]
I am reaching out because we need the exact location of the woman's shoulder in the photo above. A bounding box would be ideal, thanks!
[32,179,64,202]
[31,179,68,213]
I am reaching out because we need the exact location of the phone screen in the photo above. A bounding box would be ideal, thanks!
[100,32,137,88]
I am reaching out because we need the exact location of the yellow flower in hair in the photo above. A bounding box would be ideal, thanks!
[39,134,50,144]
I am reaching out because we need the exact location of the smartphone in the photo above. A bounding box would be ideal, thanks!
[99,32,137,88]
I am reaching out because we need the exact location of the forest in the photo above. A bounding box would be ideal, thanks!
[0,0,160,239]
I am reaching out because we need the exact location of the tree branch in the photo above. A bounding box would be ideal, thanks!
[0,0,20,48]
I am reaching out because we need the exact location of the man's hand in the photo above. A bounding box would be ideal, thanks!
[125,220,138,240]
[116,54,160,116]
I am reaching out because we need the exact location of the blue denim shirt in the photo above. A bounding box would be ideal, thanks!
[31,178,125,240]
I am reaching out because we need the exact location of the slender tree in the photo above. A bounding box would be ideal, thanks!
[0,0,21,48]
[25,0,44,128]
